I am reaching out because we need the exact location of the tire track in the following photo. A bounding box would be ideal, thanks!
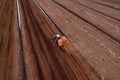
[16,0,27,79]
[20,0,49,79]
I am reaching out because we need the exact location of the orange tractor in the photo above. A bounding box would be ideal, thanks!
[54,34,69,47]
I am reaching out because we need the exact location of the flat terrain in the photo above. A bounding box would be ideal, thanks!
[0,0,120,80]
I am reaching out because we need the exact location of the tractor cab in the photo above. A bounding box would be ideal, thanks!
[54,34,69,47]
